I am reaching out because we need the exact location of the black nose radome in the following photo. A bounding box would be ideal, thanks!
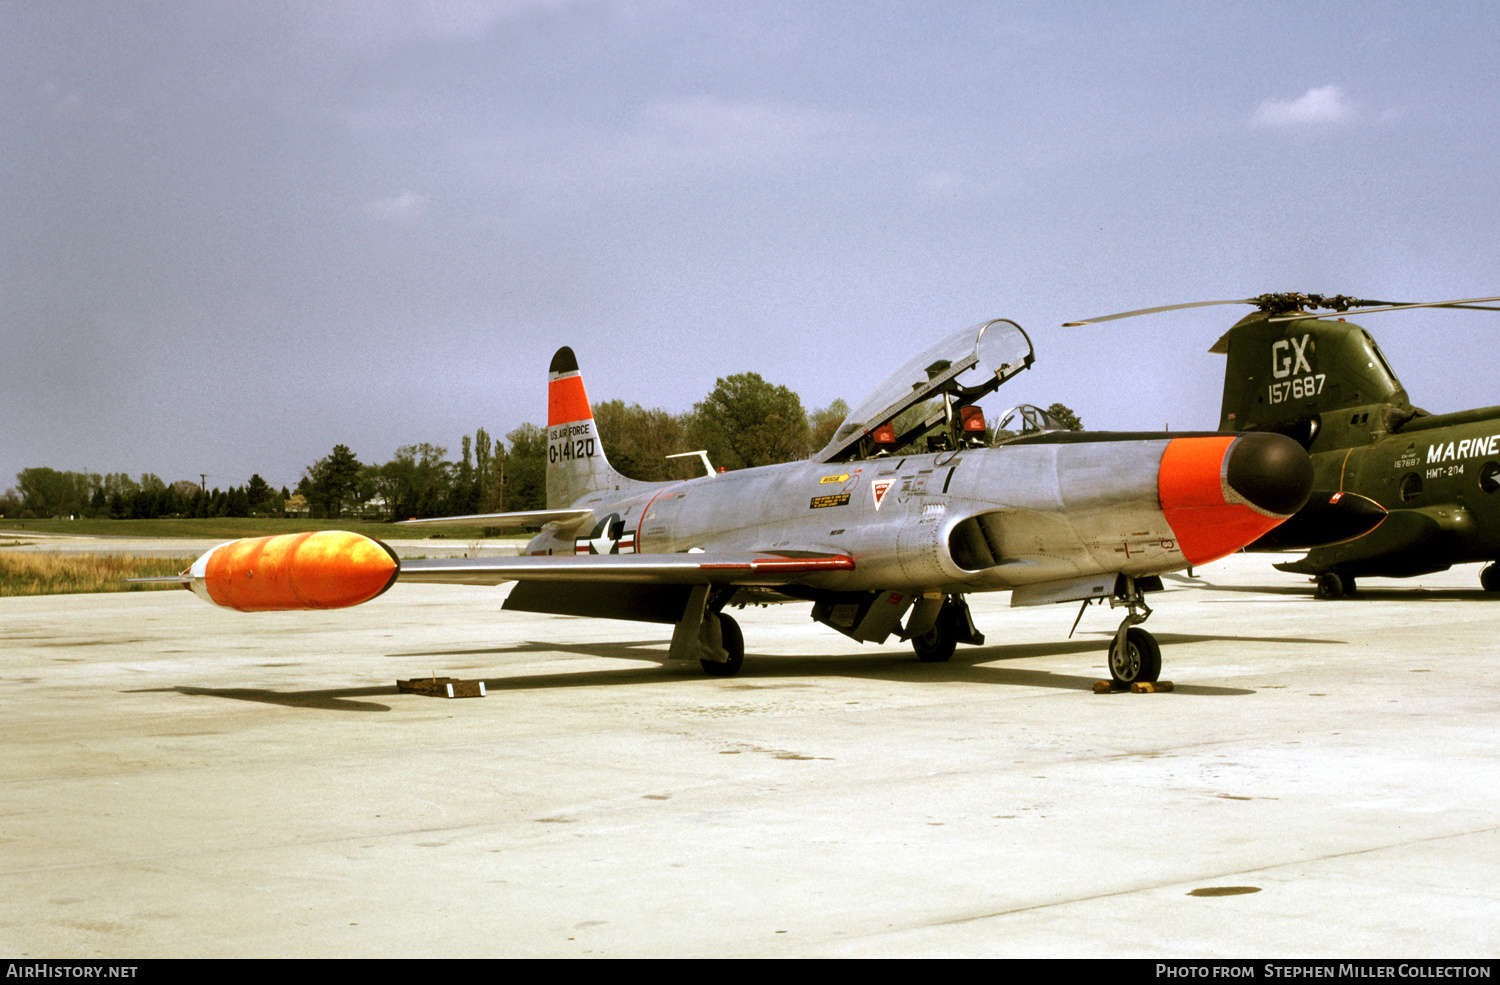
[1225,432,1314,516]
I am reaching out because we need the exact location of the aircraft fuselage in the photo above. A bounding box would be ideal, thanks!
[527,432,1299,599]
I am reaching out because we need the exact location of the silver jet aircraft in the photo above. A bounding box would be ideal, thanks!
[166,319,1315,687]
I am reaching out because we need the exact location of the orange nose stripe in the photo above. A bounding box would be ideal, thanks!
[1159,436,1285,566]
[204,531,398,612]
[548,375,592,427]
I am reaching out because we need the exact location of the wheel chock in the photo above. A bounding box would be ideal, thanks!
[397,676,487,698]
[1093,679,1176,693]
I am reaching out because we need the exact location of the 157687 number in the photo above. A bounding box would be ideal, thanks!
[1268,374,1326,404]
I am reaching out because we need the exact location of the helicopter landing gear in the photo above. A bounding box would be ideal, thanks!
[1315,572,1355,600]
[1107,576,1160,688]
[1482,564,1500,593]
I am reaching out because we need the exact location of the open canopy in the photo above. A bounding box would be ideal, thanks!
[814,318,1034,463]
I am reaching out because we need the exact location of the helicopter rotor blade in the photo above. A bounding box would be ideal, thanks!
[1061,299,1257,327]
[1266,295,1500,323]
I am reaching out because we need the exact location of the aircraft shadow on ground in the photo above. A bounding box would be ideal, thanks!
[127,685,395,712]
[1320,588,1497,602]
[388,639,674,661]
[127,627,1339,710]
[1167,572,1500,603]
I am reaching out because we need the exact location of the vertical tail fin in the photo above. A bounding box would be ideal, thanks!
[1214,313,1414,450]
[546,347,635,508]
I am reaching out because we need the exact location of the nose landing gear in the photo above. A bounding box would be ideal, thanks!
[1107,576,1161,688]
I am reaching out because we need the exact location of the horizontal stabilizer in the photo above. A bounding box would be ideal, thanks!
[399,551,854,587]
[395,509,593,529]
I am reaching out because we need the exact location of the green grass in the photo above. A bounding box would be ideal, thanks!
[0,517,531,542]
[0,552,197,596]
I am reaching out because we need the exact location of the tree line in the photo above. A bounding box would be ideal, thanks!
[293,372,849,520]
[0,469,291,521]
[4,371,1081,521]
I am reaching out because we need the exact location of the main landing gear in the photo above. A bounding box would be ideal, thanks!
[1107,576,1160,688]
[908,595,985,663]
[673,585,745,677]
[1481,564,1500,593]
[699,612,744,677]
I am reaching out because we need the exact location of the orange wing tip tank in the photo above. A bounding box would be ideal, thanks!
[188,531,400,612]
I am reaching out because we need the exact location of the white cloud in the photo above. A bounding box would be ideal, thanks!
[1252,85,1353,127]
[364,192,429,220]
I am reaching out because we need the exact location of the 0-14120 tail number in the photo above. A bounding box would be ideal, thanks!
[1268,374,1325,405]
[549,437,597,463]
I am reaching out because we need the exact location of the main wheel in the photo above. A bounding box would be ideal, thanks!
[700,613,744,677]
[1108,627,1161,687]
[912,606,957,662]
[1482,564,1500,592]
[1315,572,1346,600]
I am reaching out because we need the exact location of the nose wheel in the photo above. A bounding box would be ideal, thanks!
[1109,626,1162,687]
[1107,576,1160,688]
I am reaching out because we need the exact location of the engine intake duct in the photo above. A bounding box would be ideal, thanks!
[949,513,1006,571]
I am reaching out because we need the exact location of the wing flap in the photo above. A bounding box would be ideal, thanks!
[398,551,855,587]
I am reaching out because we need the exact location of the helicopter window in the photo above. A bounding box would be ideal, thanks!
[1399,472,1423,504]
[1481,462,1500,494]
[1365,333,1401,389]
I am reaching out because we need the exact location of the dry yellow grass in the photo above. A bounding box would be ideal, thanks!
[0,552,196,597]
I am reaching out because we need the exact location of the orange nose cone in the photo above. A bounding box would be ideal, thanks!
[1159,434,1312,566]
[203,531,399,612]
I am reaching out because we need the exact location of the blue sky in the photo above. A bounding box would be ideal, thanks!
[4,1,1499,491]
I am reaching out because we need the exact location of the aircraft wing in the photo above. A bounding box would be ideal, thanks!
[395,509,592,529]
[398,551,855,587]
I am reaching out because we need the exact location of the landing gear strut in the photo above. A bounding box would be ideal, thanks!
[1107,576,1160,687]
